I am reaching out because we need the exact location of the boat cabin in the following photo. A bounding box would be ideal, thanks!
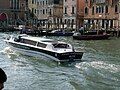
[14,35,71,49]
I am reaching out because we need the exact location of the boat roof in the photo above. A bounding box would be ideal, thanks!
[21,35,66,44]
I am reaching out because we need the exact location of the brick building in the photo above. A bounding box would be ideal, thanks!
[0,0,10,27]
[77,0,85,29]
[0,0,28,26]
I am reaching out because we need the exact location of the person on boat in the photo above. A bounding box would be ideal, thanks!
[20,25,26,34]
[0,68,7,90]
[79,26,84,35]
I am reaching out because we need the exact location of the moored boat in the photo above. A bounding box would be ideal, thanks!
[5,34,83,62]
[47,29,74,36]
[73,33,110,40]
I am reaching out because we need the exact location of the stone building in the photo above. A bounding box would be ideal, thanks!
[36,0,63,30]
[10,0,28,25]
[27,0,38,25]
[84,0,119,31]
[63,0,77,30]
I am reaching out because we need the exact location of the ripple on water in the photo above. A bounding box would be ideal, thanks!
[75,60,120,89]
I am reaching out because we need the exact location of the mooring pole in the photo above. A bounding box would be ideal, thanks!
[117,1,120,38]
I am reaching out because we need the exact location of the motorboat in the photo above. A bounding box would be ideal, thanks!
[5,34,83,62]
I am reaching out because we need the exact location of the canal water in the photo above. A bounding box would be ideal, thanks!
[0,32,120,90]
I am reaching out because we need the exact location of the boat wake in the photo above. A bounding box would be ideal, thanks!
[74,60,120,88]
[0,47,18,59]
[75,60,120,73]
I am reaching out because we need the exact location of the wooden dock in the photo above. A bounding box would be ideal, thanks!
[0,26,120,37]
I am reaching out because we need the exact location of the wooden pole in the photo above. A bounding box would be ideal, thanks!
[117,1,120,37]
[117,19,119,37]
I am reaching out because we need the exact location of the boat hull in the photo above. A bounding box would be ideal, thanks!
[7,41,83,62]
[47,32,74,36]
[20,29,74,36]
[73,34,110,40]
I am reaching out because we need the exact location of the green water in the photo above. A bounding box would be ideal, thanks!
[0,33,120,90]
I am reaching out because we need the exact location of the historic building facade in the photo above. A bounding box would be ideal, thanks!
[84,0,119,30]
[63,0,85,30]
[0,0,10,27]
[63,0,77,29]
[36,0,63,30]
[0,0,10,14]
[27,0,38,25]
[0,0,28,26]
[10,0,28,25]
[76,0,85,29]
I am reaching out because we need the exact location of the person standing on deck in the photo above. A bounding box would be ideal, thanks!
[79,26,84,35]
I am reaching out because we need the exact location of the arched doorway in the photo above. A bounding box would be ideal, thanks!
[0,13,8,21]
[0,13,8,28]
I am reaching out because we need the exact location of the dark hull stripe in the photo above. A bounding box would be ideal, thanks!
[8,42,83,61]
[73,34,110,40]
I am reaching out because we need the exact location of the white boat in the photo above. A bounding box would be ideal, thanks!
[5,34,83,62]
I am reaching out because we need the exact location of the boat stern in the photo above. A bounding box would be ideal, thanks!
[55,51,84,62]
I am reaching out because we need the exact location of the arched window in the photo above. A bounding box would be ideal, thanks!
[96,6,99,13]
[92,6,94,15]
[105,5,108,13]
[115,5,118,13]
[85,7,88,14]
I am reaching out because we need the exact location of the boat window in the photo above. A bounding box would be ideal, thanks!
[14,36,22,42]
[42,40,55,43]
[53,43,69,48]
[21,39,37,46]
[14,37,20,42]
[37,42,47,48]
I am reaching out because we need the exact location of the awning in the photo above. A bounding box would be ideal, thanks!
[0,13,7,21]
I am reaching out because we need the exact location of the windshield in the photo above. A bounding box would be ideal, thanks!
[53,43,69,48]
